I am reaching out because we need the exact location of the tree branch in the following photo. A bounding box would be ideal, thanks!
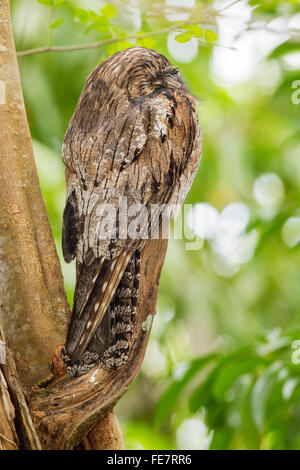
[77,411,125,450]
[1,345,42,449]
[15,19,211,58]
[13,0,251,59]
[0,366,19,450]
[0,331,41,449]
[14,1,258,59]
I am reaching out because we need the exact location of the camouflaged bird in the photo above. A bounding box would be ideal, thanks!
[61,47,202,376]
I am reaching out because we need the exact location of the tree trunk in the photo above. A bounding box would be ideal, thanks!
[76,412,124,450]
[0,367,19,450]
[0,0,69,389]
[0,0,168,449]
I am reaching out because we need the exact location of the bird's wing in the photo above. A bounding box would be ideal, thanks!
[62,88,201,362]
[62,188,81,263]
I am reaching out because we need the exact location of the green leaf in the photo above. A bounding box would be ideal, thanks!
[212,356,268,400]
[108,41,134,56]
[111,28,126,38]
[241,379,260,450]
[204,29,218,43]
[100,4,118,18]
[190,25,204,38]
[269,41,300,59]
[210,429,233,450]
[260,431,285,450]
[76,8,89,23]
[50,18,64,29]
[37,0,65,6]
[189,368,218,413]
[88,11,110,32]
[175,33,192,43]
[250,365,279,430]
[189,347,266,411]
[181,24,203,38]
[136,37,157,49]
[88,10,104,22]
[36,0,55,6]
[124,421,175,450]
[155,354,218,424]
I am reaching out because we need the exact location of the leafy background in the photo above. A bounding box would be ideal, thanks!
[11,0,300,449]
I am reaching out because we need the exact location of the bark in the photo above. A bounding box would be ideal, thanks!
[0,0,169,449]
[0,343,41,449]
[0,367,19,450]
[0,330,41,450]
[77,412,124,450]
[0,0,69,388]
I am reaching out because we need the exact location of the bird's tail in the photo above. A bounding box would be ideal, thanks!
[65,250,132,363]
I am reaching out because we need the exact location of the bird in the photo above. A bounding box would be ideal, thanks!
[61,47,202,376]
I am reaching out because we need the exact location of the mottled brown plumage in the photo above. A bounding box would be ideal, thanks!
[61,47,202,376]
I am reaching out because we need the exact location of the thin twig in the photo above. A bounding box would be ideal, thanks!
[247,24,300,38]
[15,2,243,58]
[217,0,242,14]
[16,0,295,60]
[16,19,211,57]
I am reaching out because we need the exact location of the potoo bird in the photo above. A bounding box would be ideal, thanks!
[61,47,202,376]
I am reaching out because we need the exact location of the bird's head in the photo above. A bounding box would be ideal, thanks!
[89,47,187,98]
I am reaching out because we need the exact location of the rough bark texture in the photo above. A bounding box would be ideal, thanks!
[0,345,42,449]
[77,412,125,450]
[0,368,19,450]
[0,0,69,388]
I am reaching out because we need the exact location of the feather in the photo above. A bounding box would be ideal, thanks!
[62,190,80,263]
[65,250,131,362]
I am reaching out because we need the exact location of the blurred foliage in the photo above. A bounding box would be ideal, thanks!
[11,0,300,450]
[156,329,300,449]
